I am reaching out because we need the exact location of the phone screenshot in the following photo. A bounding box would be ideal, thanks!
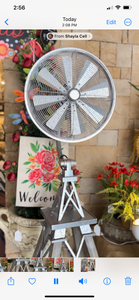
[0,1,138,299]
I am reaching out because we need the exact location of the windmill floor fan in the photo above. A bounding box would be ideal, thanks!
[24,47,116,257]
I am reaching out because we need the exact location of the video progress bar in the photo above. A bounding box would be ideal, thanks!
[44,296,94,298]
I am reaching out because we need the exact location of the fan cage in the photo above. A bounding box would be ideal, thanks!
[25,47,116,143]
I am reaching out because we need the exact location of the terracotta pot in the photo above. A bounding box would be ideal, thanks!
[121,215,131,229]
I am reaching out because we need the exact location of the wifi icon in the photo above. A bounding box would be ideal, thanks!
[115,5,121,9]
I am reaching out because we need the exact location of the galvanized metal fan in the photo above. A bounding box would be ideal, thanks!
[24,47,116,257]
[25,47,116,144]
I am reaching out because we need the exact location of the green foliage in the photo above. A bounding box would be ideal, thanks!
[11,197,43,219]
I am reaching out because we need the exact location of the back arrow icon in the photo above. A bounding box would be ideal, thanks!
[5,19,9,25]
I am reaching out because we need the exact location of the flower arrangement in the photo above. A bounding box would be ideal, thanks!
[46,258,54,270]
[72,166,83,188]
[97,162,139,223]
[70,260,74,272]
[22,141,61,192]
[3,160,17,181]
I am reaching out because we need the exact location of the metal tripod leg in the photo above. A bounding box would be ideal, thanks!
[33,220,51,257]
[51,225,98,257]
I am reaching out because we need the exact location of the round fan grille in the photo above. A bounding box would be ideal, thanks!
[25,48,116,143]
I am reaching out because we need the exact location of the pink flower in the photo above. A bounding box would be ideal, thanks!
[43,173,55,183]
[12,161,16,166]
[77,178,80,182]
[28,168,43,183]
[73,169,80,175]
[12,132,20,143]
[36,150,55,172]
[3,160,11,170]
[7,172,16,181]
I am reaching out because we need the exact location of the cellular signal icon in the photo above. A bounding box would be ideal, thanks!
[107,6,113,10]
[115,5,121,9]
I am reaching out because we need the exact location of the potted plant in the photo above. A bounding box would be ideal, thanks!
[97,162,139,228]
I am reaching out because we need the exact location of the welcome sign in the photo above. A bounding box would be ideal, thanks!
[16,136,68,207]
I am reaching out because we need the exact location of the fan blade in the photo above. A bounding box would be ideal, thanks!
[77,99,105,123]
[62,56,72,89]
[37,68,66,93]
[46,102,69,130]
[71,103,82,135]
[80,82,109,98]
[75,61,98,90]
[33,95,66,111]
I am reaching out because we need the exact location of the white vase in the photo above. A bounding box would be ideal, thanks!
[0,206,43,257]
[132,221,139,241]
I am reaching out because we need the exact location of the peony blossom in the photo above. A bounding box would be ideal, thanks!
[12,132,20,143]
[36,30,41,37]
[28,168,43,183]
[7,172,16,181]
[36,150,55,172]
[43,173,55,183]
[15,45,21,51]
[73,169,80,175]
[22,57,32,68]
[12,54,19,64]
[3,160,11,170]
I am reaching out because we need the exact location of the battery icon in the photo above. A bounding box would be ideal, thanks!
[123,5,132,9]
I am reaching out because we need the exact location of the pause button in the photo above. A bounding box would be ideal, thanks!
[54,278,59,285]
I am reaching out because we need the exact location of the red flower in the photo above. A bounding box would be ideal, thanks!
[43,173,55,183]
[97,173,103,180]
[110,180,118,187]
[7,172,16,181]
[109,162,119,166]
[12,54,19,64]
[36,30,41,37]
[119,163,124,167]
[28,168,43,183]
[129,165,138,174]
[22,57,32,68]
[15,45,21,51]
[124,179,129,187]
[73,169,80,175]
[12,132,20,143]
[3,160,11,170]
[36,150,55,172]
[50,45,55,50]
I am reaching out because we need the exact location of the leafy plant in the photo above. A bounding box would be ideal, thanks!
[97,162,139,223]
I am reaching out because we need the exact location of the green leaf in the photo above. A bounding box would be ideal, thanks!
[36,140,40,152]
[53,179,61,186]
[129,82,139,91]
[29,183,35,189]
[43,145,48,150]
[23,161,31,165]
[22,180,29,184]
[26,169,31,174]
[49,183,51,192]
[23,68,31,74]
[52,183,59,192]
[30,143,37,153]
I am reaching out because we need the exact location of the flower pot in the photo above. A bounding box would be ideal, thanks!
[0,206,43,257]
[121,215,131,229]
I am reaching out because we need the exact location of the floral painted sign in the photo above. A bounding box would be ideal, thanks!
[16,136,68,207]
